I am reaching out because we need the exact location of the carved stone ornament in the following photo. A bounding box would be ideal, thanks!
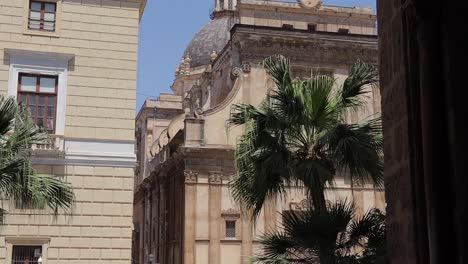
[230,67,243,79]
[242,62,252,73]
[210,50,218,62]
[209,172,223,184]
[289,199,312,211]
[184,170,198,183]
[298,0,321,9]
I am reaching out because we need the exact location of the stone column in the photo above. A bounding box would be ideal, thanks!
[159,182,166,263]
[353,189,365,218]
[209,172,222,264]
[184,171,198,264]
[263,196,277,234]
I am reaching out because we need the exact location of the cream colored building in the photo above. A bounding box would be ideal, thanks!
[0,0,146,263]
[133,1,384,264]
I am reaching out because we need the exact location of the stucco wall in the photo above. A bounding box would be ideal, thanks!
[0,0,140,141]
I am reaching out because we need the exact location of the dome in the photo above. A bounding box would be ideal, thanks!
[183,15,237,68]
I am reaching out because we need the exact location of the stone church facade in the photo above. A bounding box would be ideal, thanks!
[133,1,384,264]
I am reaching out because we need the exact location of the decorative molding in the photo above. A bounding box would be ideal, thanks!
[230,67,243,79]
[289,199,312,211]
[32,138,136,168]
[242,62,252,73]
[231,26,378,67]
[184,170,198,183]
[221,208,241,218]
[209,171,223,184]
[32,157,137,168]
[204,75,242,116]
[298,0,322,9]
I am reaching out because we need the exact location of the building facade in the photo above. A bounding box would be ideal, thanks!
[133,1,384,264]
[0,0,146,263]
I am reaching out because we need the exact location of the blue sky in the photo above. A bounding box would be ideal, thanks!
[136,0,377,111]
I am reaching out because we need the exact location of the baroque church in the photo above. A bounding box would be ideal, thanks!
[132,0,383,263]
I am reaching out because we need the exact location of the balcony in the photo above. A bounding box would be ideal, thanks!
[31,135,65,158]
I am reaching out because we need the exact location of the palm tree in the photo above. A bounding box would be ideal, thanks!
[253,201,387,264]
[229,55,383,218]
[0,96,74,223]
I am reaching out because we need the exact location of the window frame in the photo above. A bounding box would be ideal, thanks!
[11,245,43,264]
[5,237,50,264]
[28,0,57,32]
[225,220,236,239]
[17,72,59,134]
[7,50,73,136]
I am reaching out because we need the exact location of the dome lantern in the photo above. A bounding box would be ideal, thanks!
[215,0,237,12]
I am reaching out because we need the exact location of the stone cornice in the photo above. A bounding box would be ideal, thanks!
[139,0,147,22]
[238,0,376,19]
[221,208,241,217]
[231,24,378,67]
[233,25,378,43]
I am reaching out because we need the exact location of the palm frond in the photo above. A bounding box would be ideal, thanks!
[262,55,293,91]
[26,174,75,214]
[256,200,375,264]
[320,116,384,188]
[300,75,338,131]
[0,96,17,135]
[229,103,261,127]
[1,96,75,223]
[346,208,385,249]
[340,60,379,110]
[231,120,292,220]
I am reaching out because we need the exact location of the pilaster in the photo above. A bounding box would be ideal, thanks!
[184,170,198,264]
[208,171,222,264]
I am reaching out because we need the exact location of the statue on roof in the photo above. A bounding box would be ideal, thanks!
[298,0,322,9]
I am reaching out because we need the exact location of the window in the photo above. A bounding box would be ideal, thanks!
[18,73,58,134]
[282,24,294,29]
[29,1,57,31]
[308,24,317,32]
[225,221,236,238]
[12,245,42,264]
[338,28,350,34]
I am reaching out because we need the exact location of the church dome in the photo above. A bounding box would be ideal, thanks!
[183,15,237,68]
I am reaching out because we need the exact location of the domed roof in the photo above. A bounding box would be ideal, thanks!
[183,15,236,68]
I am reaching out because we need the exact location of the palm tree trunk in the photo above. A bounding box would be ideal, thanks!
[310,185,327,212]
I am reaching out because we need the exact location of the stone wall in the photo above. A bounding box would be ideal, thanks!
[0,0,143,263]
[378,0,467,263]
[0,165,134,263]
